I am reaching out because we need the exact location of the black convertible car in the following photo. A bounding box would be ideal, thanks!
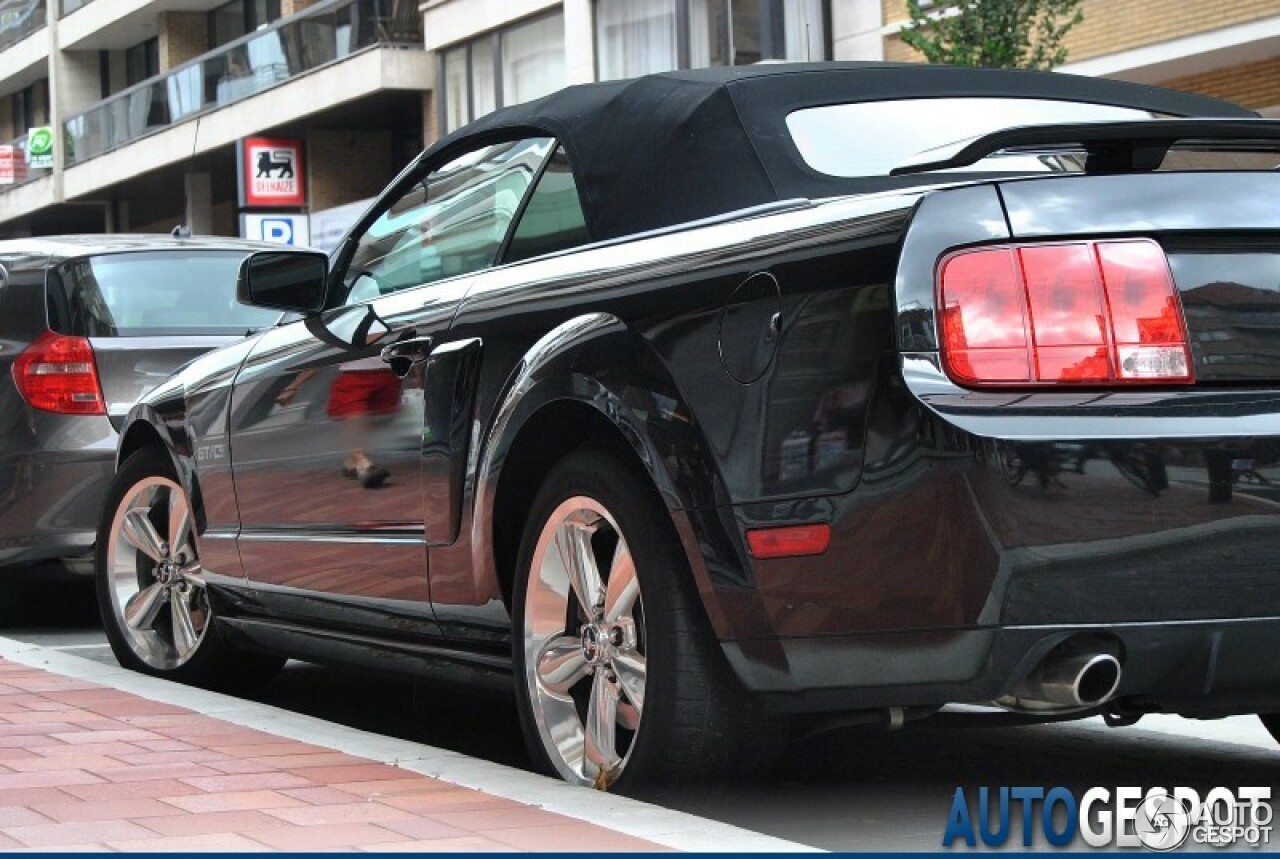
[99,63,1280,790]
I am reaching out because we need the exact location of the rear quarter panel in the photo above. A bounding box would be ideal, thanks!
[736,174,1280,645]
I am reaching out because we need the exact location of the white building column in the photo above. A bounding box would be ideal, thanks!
[831,0,884,61]
[563,0,594,84]
[48,42,100,201]
[43,17,64,201]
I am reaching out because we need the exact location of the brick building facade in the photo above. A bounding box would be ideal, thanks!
[881,0,1280,113]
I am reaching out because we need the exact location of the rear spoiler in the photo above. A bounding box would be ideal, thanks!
[889,119,1280,176]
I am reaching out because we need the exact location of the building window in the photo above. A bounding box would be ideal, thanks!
[439,12,565,135]
[501,14,565,108]
[442,46,469,135]
[12,88,32,132]
[595,0,678,81]
[125,38,159,86]
[11,81,45,132]
[471,36,496,118]
[596,0,828,80]
[780,0,826,62]
[209,0,280,49]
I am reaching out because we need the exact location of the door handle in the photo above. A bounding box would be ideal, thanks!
[380,336,434,378]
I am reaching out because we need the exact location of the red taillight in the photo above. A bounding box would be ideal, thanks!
[13,331,106,415]
[938,238,1193,387]
[746,524,831,559]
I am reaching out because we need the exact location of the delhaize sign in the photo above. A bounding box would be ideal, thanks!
[26,126,53,169]
[239,136,305,208]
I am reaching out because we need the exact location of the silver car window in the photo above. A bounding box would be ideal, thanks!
[46,250,280,337]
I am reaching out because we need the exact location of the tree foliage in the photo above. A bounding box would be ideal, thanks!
[900,0,1085,71]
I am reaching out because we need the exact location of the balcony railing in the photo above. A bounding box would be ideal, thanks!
[0,0,46,50]
[63,0,421,166]
[0,133,48,192]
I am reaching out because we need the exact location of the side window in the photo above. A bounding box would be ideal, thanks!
[503,146,590,264]
[342,136,555,305]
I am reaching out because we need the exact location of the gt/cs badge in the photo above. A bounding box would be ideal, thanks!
[195,441,227,463]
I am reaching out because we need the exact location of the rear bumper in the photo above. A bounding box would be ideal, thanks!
[0,449,114,568]
[725,617,1280,716]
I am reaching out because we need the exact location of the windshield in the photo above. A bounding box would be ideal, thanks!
[786,98,1162,178]
[47,250,281,337]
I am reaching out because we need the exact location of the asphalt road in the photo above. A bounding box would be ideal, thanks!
[5,573,1279,852]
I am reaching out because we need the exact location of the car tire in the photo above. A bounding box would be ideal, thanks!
[96,447,282,689]
[512,448,771,792]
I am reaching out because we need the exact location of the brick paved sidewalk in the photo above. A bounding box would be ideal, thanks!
[0,658,664,852]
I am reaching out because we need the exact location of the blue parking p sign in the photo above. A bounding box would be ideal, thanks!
[241,213,311,247]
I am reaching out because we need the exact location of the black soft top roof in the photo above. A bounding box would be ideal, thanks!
[423,62,1255,242]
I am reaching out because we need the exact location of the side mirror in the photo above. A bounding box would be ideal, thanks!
[236,250,328,314]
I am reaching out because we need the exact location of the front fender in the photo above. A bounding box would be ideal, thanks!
[113,398,216,573]
[113,336,258,580]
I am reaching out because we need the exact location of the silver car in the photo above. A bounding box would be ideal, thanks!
[0,236,282,613]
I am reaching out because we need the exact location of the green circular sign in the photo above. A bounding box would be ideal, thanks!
[28,127,52,156]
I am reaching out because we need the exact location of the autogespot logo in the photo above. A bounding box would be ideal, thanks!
[943,786,1273,850]
[1134,792,1191,851]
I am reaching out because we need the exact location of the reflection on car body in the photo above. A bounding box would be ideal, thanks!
[99,63,1280,792]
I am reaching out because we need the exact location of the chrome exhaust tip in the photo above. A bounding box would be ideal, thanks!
[1000,652,1123,713]
[1037,653,1122,708]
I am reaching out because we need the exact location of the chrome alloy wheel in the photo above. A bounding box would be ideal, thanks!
[104,475,209,670]
[523,496,646,788]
